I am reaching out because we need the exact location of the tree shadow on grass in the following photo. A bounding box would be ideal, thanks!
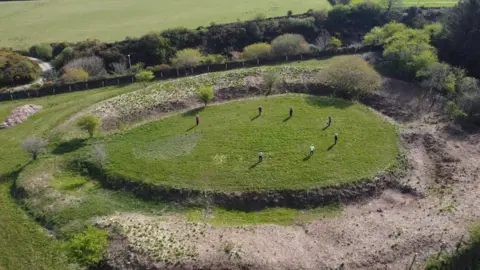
[249,161,261,169]
[182,106,205,117]
[282,116,292,122]
[52,138,87,155]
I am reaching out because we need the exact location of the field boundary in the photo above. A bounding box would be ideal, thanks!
[0,46,381,102]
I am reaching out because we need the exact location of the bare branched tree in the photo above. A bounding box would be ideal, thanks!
[21,137,47,160]
[111,62,128,75]
[314,29,332,52]
[64,56,107,78]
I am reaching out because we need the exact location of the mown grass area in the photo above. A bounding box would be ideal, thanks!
[187,204,342,226]
[0,84,139,269]
[0,0,330,49]
[105,95,399,191]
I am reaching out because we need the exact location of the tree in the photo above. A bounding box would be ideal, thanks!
[64,56,107,78]
[111,61,128,75]
[240,43,272,60]
[60,68,89,83]
[0,51,41,87]
[380,0,403,14]
[262,72,279,96]
[323,57,382,98]
[197,85,214,106]
[171,49,203,68]
[64,226,108,267]
[314,29,332,51]
[138,32,175,66]
[363,22,407,46]
[417,62,457,95]
[443,0,480,77]
[29,44,53,61]
[21,137,46,160]
[330,37,342,49]
[270,34,309,57]
[135,70,155,87]
[76,115,100,138]
[51,46,74,69]
[202,54,226,64]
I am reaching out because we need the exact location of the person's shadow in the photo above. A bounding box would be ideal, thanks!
[186,125,197,131]
[327,143,336,151]
[249,160,261,169]
[251,114,261,121]
[282,116,292,122]
[303,154,312,161]
[322,124,330,131]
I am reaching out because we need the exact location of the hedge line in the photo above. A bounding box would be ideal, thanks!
[0,46,380,102]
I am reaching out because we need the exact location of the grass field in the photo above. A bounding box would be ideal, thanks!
[0,0,330,49]
[105,95,399,191]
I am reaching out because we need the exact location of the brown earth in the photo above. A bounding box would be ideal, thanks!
[0,104,41,129]
[93,77,480,269]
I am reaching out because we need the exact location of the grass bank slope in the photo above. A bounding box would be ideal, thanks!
[105,95,399,191]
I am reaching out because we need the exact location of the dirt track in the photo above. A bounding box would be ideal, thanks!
[98,78,480,269]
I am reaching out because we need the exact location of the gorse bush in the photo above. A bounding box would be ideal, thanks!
[135,70,155,87]
[64,226,108,267]
[240,43,272,60]
[60,68,88,83]
[323,57,381,98]
[271,34,309,56]
[29,44,53,61]
[76,115,100,138]
[0,51,41,87]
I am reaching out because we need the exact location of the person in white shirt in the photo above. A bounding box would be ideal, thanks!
[310,144,315,156]
[258,151,264,162]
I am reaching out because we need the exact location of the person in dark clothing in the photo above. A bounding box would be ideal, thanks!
[289,107,293,117]
[334,133,338,145]
[327,116,332,126]
[196,114,200,125]
[258,151,264,162]
[258,106,262,115]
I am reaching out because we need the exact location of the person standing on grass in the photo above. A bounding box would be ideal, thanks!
[327,116,332,126]
[196,114,200,125]
[334,133,338,145]
[310,144,315,156]
[289,107,293,117]
[258,151,264,162]
[258,106,263,116]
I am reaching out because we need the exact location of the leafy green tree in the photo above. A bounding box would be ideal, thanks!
[52,46,74,69]
[76,115,100,138]
[64,226,108,267]
[240,43,272,60]
[417,62,457,95]
[323,57,381,98]
[135,70,155,87]
[29,44,53,61]
[270,34,309,57]
[202,54,226,64]
[172,49,203,68]
[363,22,407,46]
[138,32,175,65]
[197,85,214,106]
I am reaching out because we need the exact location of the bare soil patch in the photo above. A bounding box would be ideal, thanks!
[0,104,41,129]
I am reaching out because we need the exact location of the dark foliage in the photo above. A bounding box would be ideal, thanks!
[0,51,41,87]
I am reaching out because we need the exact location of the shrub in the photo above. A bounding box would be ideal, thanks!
[51,46,74,69]
[146,64,171,72]
[111,62,128,75]
[21,137,46,160]
[172,49,203,68]
[330,37,342,49]
[417,62,456,95]
[262,72,279,96]
[76,115,100,138]
[202,54,226,64]
[310,9,328,24]
[64,56,107,78]
[197,85,214,106]
[0,51,41,87]
[64,226,108,267]
[240,43,272,60]
[136,32,176,66]
[135,70,155,87]
[29,44,53,61]
[323,57,381,98]
[129,62,145,73]
[60,68,88,83]
[270,34,309,57]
